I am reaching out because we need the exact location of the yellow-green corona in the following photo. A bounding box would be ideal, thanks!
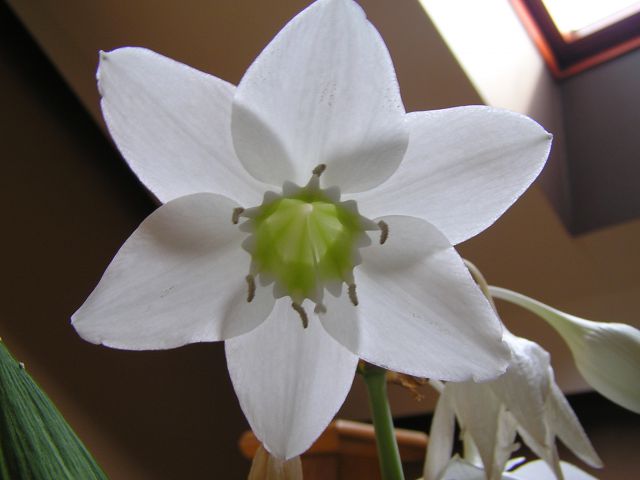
[235,166,379,322]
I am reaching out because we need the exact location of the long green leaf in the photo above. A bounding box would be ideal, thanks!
[0,340,107,479]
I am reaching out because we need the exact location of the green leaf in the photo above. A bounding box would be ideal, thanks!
[0,340,108,479]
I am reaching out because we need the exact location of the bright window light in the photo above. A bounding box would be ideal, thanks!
[541,0,640,39]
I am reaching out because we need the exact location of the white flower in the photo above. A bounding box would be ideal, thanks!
[424,332,602,480]
[434,457,597,480]
[490,286,640,414]
[72,0,551,460]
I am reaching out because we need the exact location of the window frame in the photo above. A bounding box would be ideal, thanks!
[510,0,640,79]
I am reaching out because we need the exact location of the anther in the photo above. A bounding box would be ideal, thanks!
[314,303,327,314]
[377,220,389,245]
[232,207,245,225]
[292,302,309,328]
[348,283,359,306]
[245,275,256,303]
[312,164,327,177]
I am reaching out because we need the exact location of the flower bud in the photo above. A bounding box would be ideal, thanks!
[490,286,640,414]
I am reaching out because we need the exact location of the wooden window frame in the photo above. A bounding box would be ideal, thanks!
[510,0,640,79]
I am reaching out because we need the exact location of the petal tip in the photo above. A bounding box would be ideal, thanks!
[70,308,105,346]
[71,322,103,347]
[470,342,512,383]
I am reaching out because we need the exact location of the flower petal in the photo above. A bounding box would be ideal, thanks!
[511,460,598,480]
[515,423,562,480]
[320,215,510,381]
[424,388,456,480]
[354,107,552,245]
[98,47,266,205]
[488,334,551,453]
[448,383,518,480]
[231,0,408,191]
[449,383,502,479]
[72,193,273,349]
[440,459,487,480]
[225,298,358,460]
[437,457,521,480]
[546,382,603,468]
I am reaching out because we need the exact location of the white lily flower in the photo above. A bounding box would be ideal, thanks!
[433,457,597,480]
[490,286,640,414]
[72,0,551,459]
[424,332,602,480]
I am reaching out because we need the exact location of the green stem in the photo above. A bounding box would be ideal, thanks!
[361,364,405,480]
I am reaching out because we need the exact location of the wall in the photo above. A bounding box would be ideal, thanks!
[0,5,251,478]
[562,48,640,233]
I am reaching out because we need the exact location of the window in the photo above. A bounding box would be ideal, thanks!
[511,0,640,78]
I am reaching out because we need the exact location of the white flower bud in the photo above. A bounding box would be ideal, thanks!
[490,286,640,414]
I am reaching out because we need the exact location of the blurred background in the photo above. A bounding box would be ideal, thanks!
[1,0,638,478]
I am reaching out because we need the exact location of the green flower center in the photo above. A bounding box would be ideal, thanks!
[238,170,377,317]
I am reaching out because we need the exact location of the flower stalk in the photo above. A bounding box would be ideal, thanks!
[361,363,405,480]
[463,259,496,311]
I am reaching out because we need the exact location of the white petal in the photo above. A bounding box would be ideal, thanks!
[439,457,489,480]
[72,193,272,349]
[226,298,358,460]
[231,0,408,191]
[488,334,551,452]
[546,382,603,468]
[515,423,562,480]
[511,460,598,480]
[490,286,640,414]
[449,383,516,480]
[487,335,575,479]
[354,107,552,245]
[437,457,521,480]
[98,47,266,205]
[442,337,597,480]
[321,215,509,381]
[492,411,520,479]
[451,384,500,476]
[424,388,456,480]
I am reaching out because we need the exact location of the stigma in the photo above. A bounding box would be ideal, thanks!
[234,166,382,323]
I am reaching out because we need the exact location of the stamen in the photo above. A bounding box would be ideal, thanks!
[348,283,359,306]
[291,302,309,328]
[245,275,256,303]
[232,207,245,225]
[314,303,327,314]
[377,220,389,245]
[386,371,428,402]
[312,164,327,177]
